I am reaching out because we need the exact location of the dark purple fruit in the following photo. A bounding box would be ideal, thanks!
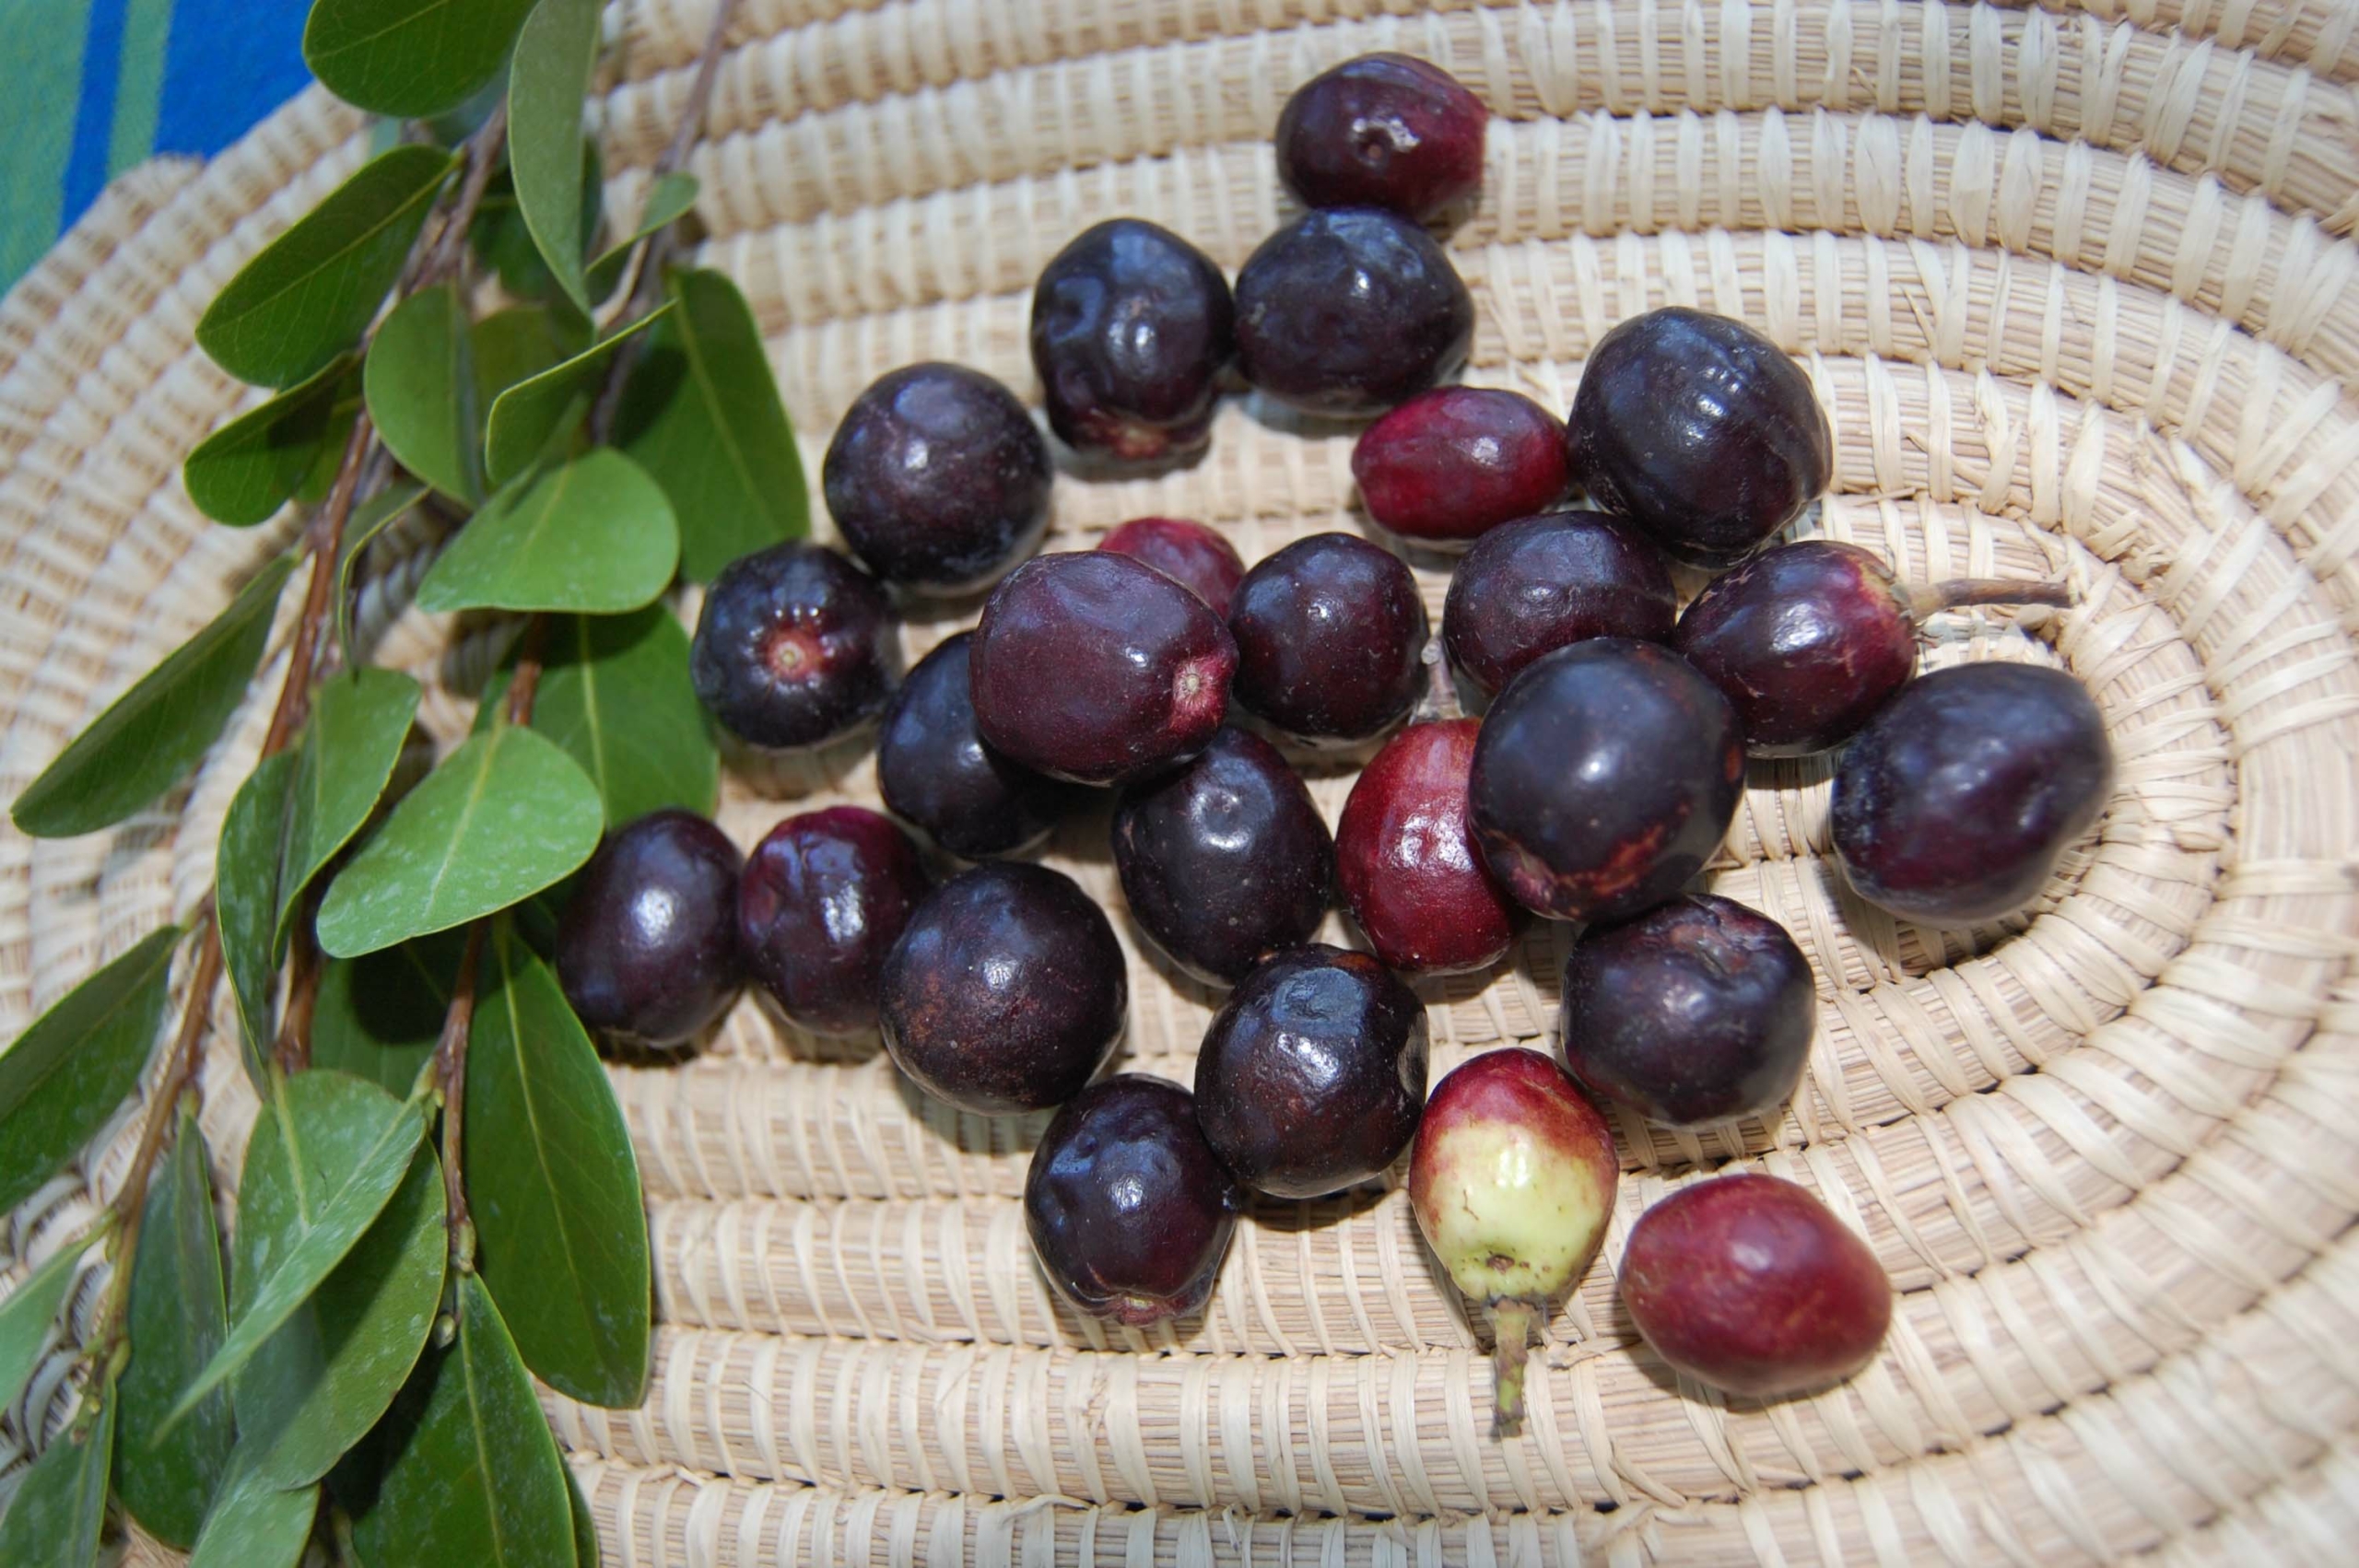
[689,542,899,750]
[1234,209,1473,417]
[557,810,744,1047]
[822,363,1052,594]
[1097,517,1247,617]
[1674,540,2074,757]
[1831,661,2113,925]
[1334,720,1520,977]
[1558,894,1813,1128]
[1441,511,1676,697]
[1030,219,1236,462]
[1026,1074,1242,1327]
[1468,638,1743,922]
[1227,532,1426,742]
[1570,308,1833,568]
[1193,943,1427,1197]
[879,862,1127,1115]
[1275,53,1487,221]
[969,551,1237,786]
[1112,728,1333,985]
[1353,387,1569,546]
[738,806,932,1036]
[876,633,1080,859]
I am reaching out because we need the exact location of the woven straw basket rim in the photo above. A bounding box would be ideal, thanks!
[6,0,2359,1562]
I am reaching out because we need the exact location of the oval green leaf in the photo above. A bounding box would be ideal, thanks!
[184,356,362,526]
[305,0,535,119]
[507,0,602,313]
[197,146,456,389]
[0,928,179,1216]
[315,724,604,959]
[415,447,678,616]
[0,1224,105,1421]
[480,302,672,488]
[311,934,461,1097]
[12,554,298,839]
[473,147,604,309]
[473,307,577,409]
[186,1464,317,1568]
[468,921,651,1406]
[532,606,716,825]
[367,286,483,504]
[617,268,808,580]
[0,1374,114,1568]
[566,1464,599,1568]
[114,1106,233,1550]
[218,750,299,1089]
[167,1071,426,1428]
[278,669,427,956]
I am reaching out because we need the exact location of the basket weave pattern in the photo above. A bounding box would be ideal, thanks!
[4,1,2359,1562]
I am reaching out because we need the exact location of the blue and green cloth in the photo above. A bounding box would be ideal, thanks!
[3,0,314,294]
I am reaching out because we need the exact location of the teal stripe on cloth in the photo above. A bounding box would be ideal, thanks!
[111,0,179,181]
[0,0,98,292]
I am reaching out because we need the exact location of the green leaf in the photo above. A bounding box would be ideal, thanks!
[474,149,605,307]
[315,725,604,959]
[481,303,672,488]
[468,921,651,1405]
[0,1374,113,1568]
[167,1071,426,1428]
[278,669,427,956]
[508,0,603,313]
[218,750,299,1088]
[311,936,461,1096]
[12,554,298,838]
[616,268,808,579]
[334,481,429,669]
[233,1142,445,1488]
[305,0,536,120]
[294,381,368,505]
[582,172,699,300]
[529,606,715,825]
[185,1463,318,1568]
[473,307,577,408]
[415,448,678,616]
[0,1225,104,1420]
[346,1274,577,1568]
[115,1106,233,1550]
[566,1464,599,1568]
[184,356,362,525]
[196,146,456,390]
[0,929,179,1216]
[367,285,483,504]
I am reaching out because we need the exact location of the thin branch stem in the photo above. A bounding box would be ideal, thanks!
[417,107,511,294]
[432,923,489,1273]
[1907,577,2076,618]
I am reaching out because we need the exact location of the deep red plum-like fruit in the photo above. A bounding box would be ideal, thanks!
[1468,638,1743,922]
[875,633,1080,859]
[1570,308,1833,568]
[1227,532,1426,742]
[1831,661,2114,924]
[1097,517,1247,617]
[1675,540,2075,756]
[822,363,1052,594]
[1353,387,1570,546]
[1275,53,1487,221]
[1030,219,1236,462]
[557,810,745,1048]
[1234,209,1473,416]
[1335,720,1520,976]
[879,862,1127,1115]
[1112,728,1333,986]
[1559,894,1813,1128]
[969,552,1237,786]
[1193,944,1427,1198]
[689,542,899,750]
[1025,1075,1242,1327]
[1620,1174,1892,1399]
[738,807,931,1036]
[1441,511,1676,697]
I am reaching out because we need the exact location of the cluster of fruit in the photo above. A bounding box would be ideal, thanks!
[550,53,2118,1428]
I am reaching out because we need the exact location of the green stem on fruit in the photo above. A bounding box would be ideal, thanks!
[1487,1296,1539,1436]
[1907,577,2074,620]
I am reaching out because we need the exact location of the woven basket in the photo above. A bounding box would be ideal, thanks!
[7,0,2359,1562]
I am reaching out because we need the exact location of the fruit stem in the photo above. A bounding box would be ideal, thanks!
[1907,578,2074,619]
[1487,1296,1539,1436]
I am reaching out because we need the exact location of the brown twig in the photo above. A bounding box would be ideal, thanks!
[431,923,489,1271]
[416,107,511,294]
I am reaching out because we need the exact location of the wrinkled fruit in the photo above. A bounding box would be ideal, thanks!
[1275,52,1488,220]
[1234,209,1473,417]
[1031,219,1236,462]
[1441,511,1676,698]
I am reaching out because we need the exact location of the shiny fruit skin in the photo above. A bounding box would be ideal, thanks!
[1335,720,1520,976]
[1234,209,1473,416]
[1468,638,1744,922]
[1097,517,1247,617]
[1353,387,1571,547]
[1030,219,1236,462]
[1570,308,1833,568]
[879,862,1127,1116]
[1112,728,1334,986]
[1558,894,1813,1128]
[1025,1075,1242,1327]
[969,551,1238,786]
[738,807,932,1036]
[875,633,1079,859]
[1227,532,1426,742]
[689,543,900,750]
[557,811,745,1048]
[1193,944,1428,1198]
[1620,1174,1892,1399]
[1831,661,2113,924]
[821,362,1052,594]
[1441,511,1676,697]
[1275,53,1487,220]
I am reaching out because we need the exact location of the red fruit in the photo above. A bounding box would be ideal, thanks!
[1097,517,1248,618]
[1275,53,1488,221]
[1353,387,1571,547]
[1335,720,1520,976]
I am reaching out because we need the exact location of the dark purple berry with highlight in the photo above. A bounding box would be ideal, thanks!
[689,542,899,751]
[876,633,1081,859]
[1276,53,1487,221]
[557,810,745,1049]
[1441,511,1676,697]
[1234,209,1473,417]
[1031,219,1236,463]
[1227,532,1426,743]
[738,806,932,1036]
